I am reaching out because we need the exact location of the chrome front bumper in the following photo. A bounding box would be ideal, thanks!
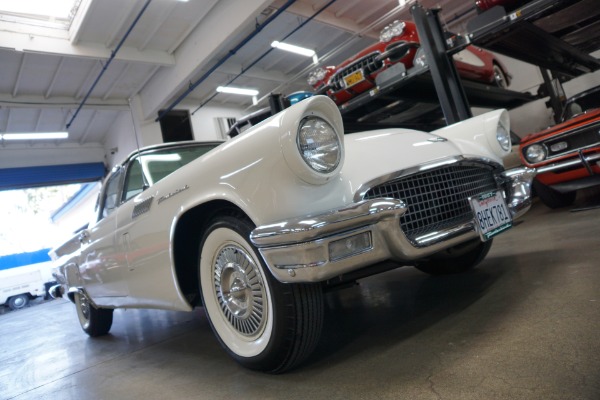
[250,167,536,283]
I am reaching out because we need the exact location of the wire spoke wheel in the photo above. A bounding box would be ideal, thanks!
[213,244,267,338]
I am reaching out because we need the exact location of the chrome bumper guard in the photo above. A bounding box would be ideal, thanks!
[251,168,536,283]
[536,151,600,175]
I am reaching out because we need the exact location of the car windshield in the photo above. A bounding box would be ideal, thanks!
[561,87,600,122]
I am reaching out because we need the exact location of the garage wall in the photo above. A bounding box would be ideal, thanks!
[102,103,245,169]
[186,102,245,141]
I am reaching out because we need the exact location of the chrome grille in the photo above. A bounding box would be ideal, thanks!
[363,164,499,242]
[330,53,383,91]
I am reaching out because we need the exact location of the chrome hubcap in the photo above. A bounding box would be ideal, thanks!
[214,244,266,337]
[79,295,90,320]
[13,297,25,308]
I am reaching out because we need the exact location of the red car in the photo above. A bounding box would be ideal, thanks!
[519,85,600,208]
[475,0,528,12]
[307,20,511,106]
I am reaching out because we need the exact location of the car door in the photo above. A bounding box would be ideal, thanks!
[78,167,129,304]
[114,154,182,309]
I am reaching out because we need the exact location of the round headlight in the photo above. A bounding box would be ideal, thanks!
[496,125,511,152]
[297,116,341,173]
[379,20,405,42]
[414,47,427,67]
[524,144,547,164]
[307,68,327,86]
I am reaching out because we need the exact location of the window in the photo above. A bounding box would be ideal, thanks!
[100,170,122,219]
[158,110,194,143]
[122,159,146,202]
[0,0,82,30]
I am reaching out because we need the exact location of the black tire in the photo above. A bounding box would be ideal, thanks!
[199,213,323,373]
[493,63,508,89]
[414,238,493,275]
[533,179,576,209]
[74,292,113,337]
[8,294,29,310]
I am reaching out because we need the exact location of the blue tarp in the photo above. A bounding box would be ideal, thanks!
[0,163,105,190]
[0,248,52,271]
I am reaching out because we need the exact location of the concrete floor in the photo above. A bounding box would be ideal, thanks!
[1,196,599,400]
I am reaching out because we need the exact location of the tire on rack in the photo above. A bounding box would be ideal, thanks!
[493,63,508,89]
[199,213,324,373]
[533,179,576,209]
[414,238,493,275]
[74,292,113,337]
[7,294,29,310]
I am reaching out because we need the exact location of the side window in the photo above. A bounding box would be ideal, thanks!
[122,159,147,202]
[100,170,122,219]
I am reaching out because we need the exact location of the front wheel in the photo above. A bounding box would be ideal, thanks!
[199,214,323,373]
[414,238,493,275]
[493,63,508,89]
[8,294,29,310]
[74,292,113,337]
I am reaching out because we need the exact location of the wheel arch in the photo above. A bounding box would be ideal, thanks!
[172,200,251,307]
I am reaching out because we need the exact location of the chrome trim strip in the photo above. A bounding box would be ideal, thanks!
[132,196,153,218]
[536,152,600,174]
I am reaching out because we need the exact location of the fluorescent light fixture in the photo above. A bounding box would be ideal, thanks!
[216,86,259,96]
[1,132,69,140]
[271,41,315,57]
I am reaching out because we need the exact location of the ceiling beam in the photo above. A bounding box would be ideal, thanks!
[12,53,27,97]
[45,58,67,99]
[0,31,175,66]
[0,94,129,111]
[139,0,272,119]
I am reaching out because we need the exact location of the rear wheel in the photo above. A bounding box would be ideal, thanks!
[75,292,113,337]
[199,214,323,373]
[533,179,576,209]
[414,238,493,275]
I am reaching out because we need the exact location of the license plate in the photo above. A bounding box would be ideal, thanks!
[343,70,364,88]
[469,190,512,241]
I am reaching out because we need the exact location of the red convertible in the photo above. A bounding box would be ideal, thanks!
[307,20,511,106]
[519,85,600,208]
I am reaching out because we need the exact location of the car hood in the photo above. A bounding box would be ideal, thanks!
[521,108,600,143]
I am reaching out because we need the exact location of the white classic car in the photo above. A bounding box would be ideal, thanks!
[50,95,535,373]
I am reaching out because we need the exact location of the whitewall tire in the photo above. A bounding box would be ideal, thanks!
[199,214,323,373]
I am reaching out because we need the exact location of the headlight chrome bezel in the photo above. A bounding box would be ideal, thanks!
[297,116,342,174]
[496,124,511,152]
[379,20,406,43]
[307,68,327,86]
[524,143,548,164]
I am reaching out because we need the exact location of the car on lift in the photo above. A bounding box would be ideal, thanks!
[307,20,511,106]
[519,85,600,208]
[475,0,530,12]
[49,95,534,373]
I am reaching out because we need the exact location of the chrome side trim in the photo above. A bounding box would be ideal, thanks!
[132,196,153,218]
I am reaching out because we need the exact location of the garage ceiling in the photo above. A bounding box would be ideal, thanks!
[0,0,598,180]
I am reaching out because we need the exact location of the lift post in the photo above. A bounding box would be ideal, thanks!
[410,4,472,125]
